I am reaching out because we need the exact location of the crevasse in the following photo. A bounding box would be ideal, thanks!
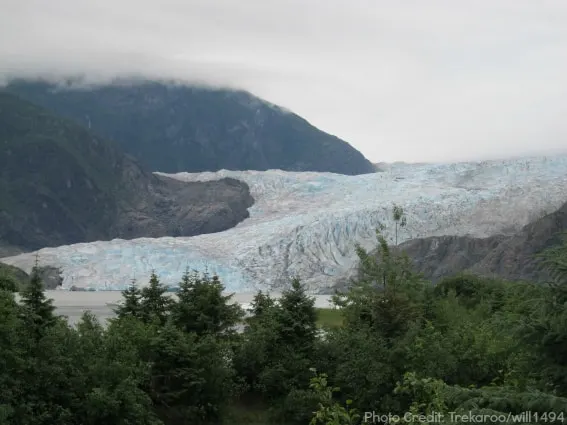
[3,154,567,292]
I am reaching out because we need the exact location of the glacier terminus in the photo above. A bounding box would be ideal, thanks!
[2,154,567,293]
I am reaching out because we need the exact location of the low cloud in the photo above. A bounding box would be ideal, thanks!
[1,0,566,163]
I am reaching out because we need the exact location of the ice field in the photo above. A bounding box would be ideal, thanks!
[3,154,567,292]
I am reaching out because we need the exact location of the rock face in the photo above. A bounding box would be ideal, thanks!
[113,174,254,240]
[397,201,567,283]
[0,91,254,253]
[4,79,376,175]
[0,245,23,258]
[36,265,64,289]
[0,262,63,289]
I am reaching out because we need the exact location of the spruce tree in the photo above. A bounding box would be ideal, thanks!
[392,203,407,246]
[19,261,57,338]
[250,290,276,317]
[277,278,317,352]
[140,271,172,326]
[147,321,235,423]
[336,228,423,339]
[237,278,318,399]
[115,279,142,319]
[173,268,243,336]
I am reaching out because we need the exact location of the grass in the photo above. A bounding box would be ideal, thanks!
[316,307,343,328]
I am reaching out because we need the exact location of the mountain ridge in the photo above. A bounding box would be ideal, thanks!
[4,79,376,175]
[0,91,254,253]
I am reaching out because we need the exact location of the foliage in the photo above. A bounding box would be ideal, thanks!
[333,228,424,340]
[309,370,360,425]
[114,278,143,319]
[139,271,174,326]
[0,273,17,293]
[249,290,276,318]
[172,268,244,337]
[233,277,319,419]
[3,216,567,425]
[147,322,236,424]
[0,263,26,292]
[0,90,133,252]
[315,308,343,328]
[18,264,58,339]
[537,232,567,288]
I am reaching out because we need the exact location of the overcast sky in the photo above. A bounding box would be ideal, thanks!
[1,0,566,163]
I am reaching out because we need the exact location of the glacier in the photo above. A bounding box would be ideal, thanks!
[2,154,567,293]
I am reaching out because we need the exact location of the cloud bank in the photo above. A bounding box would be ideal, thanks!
[1,0,566,163]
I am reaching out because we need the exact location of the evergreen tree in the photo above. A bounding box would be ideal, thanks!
[172,268,243,337]
[0,273,17,293]
[115,279,142,319]
[234,277,319,401]
[537,232,567,294]
[19,263,57,338]
[250,290,276,317]
[334,228,424,339]
[0,286,23,422]
[392,203,407,246]
[140,271,172,326]
[276,278,318,351]
[148,321,236,424]
[528,234,567,392]
[75,313,162,425]
[355,228,420,292]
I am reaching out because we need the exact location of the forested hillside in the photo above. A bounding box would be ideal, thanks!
[5,79,376,175]
[0,91,254,253]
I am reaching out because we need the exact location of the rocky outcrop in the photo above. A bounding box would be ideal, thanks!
[397,201,567,283]
[397,234,507,282]
[36,266,64,289]
[0,262,63,289]
[113,174,254,240]
[0,91,254,253]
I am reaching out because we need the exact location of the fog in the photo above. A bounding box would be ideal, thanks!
[1,0,566,163]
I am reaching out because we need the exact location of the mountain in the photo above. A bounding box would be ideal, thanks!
[0,91,253,253]
[0,262,63,289]
[4,79,376,175]
[398,200,567,284]
[2,156,566,291]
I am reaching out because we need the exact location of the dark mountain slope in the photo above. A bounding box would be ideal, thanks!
[0,262,63,289]
[5,79,375,175]
[0,91,253,253]
[397,201,567,283]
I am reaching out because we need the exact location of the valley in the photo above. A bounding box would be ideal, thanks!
[2,3,567,423]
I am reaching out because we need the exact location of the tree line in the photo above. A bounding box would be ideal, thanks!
[1,211,567,424]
